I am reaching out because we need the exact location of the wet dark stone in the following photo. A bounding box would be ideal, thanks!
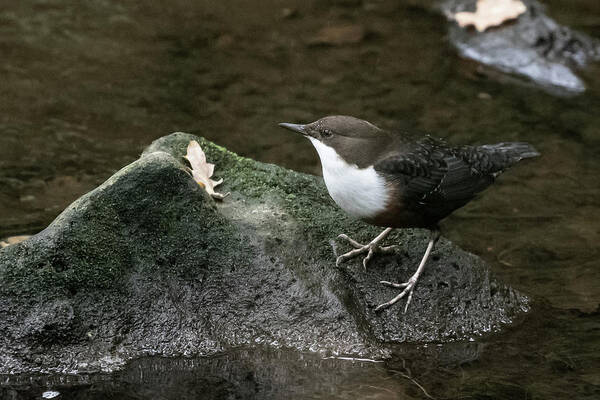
[441,0,600,94]
[0,349,425,400]
[0,132,528,374]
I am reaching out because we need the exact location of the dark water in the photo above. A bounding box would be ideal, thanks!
[1,0,599,399]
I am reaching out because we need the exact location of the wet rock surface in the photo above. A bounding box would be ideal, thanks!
[442,0,600,93]
[0,133,528,374]
[0,344,482,400]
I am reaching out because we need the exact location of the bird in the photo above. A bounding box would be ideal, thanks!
[279,115,539,313]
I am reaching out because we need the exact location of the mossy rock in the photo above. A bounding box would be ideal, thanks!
[0,133,528,374]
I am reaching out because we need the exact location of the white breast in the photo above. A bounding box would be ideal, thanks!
[309,138,389,219]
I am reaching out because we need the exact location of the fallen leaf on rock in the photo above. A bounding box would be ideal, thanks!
[454,0,527,32]
[184,141,229,200]
[308,24,365,46]
[0,235,32,248]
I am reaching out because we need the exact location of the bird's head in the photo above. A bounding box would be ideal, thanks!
[278,115,386,168]
[279,115,381,143]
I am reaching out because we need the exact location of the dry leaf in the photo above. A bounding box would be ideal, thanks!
[184,141,229,200]
[454,0,527,32]
[0,235,32,248]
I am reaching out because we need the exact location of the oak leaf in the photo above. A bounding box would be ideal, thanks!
[454,0,527,32]
[184,141,229,200]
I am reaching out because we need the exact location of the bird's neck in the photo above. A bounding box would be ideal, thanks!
[308,138,389,219]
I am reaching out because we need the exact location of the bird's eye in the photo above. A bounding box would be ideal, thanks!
[321,129,333,137]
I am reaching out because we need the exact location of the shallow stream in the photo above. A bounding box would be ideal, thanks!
[1,1,598,398]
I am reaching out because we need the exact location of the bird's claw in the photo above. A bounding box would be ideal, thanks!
[335,233,398,270]
[335,245,371,268]
[337,234,363,249]
[375,277,418,313]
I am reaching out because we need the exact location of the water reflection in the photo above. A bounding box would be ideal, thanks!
[2,305,598,399]
[0,0,599,398]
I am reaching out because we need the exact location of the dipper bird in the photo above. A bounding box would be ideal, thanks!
[279,116,539,313]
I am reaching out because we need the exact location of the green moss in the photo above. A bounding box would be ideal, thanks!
[0,151,248,297]
[0,133,381,297]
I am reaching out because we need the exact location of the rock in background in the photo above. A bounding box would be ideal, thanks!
[0,133,528,374]
[442,0,600,94]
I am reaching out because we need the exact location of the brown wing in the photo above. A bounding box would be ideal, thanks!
[375,136,495,225]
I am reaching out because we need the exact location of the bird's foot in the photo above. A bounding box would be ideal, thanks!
[373,230,440,313]
[335,231,397,270]
[374,274,419,313]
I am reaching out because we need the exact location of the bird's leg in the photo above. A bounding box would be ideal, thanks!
[375,230,440,313]
[336,227,398,270]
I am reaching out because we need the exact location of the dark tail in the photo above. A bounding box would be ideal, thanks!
[469,142,540,176]
[480,142,540,161]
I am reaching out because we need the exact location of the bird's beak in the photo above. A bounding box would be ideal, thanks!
[278,122,308,136]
